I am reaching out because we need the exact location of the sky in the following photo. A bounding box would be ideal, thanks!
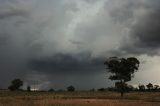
[0,0,160,90]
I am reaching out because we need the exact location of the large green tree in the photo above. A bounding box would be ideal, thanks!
[104,57,140,96]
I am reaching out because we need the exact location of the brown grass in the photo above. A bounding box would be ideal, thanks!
[0,91,160,106]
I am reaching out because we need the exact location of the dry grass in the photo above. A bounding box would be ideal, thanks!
[0,91,160,106]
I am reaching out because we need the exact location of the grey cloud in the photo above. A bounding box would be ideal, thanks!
[108,0,160,55]
[107,0,136,23]
[0,0,109,89]
[129,0,160,55]
[0,0,160,89]
[0,0,32,19]
[0,9,29,19]
[131,9,160,48]
[29,54,104,75]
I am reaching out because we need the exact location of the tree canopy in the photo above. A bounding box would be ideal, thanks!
[67,85,75,92]
[104,57,140,96]
[8,79,23,91]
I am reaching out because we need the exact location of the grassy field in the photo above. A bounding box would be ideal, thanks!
[0,91,160,106]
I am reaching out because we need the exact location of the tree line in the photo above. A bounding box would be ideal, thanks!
[97,83,160,92]
[7,78,75,92]
[7,78,160,93]
[5,56,160,97]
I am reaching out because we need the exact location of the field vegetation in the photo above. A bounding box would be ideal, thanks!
[0,91,160,106]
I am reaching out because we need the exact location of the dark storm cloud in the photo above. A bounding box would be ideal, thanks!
[109,0,160,55]
[131,5,160,48]
[0,0,108,89]
[0,9,28,19]
[29,54,104,75]
[107,0,138,23]
[0,0,160,89]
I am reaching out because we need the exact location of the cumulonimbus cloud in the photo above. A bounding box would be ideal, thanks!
[0,0,160,89]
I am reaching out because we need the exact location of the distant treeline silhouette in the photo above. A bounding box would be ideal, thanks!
[7,78,76,92]
[97,83,160,92]
[6,78,160,92]
[2,56,159,96]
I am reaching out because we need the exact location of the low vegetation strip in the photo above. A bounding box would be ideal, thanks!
[0,98,160,106]
[0,91,160,106]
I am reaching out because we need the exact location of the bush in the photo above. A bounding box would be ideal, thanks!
[48,89,55,92]
[67,86,75,92]
[27,86,31,92]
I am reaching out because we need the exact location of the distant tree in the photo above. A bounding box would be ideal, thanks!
[67,86,75,92]
[107,87,117,91]
[97,88,105,91]
[115,82,133,92]
[48,88,55,92]
[146,83,153,91]
[154,85,159,90]
[138,84,145,91]
[27,86,31,92]
[57,89,65,92]
[125,85,134,91]
[8,85,16,91]
[104,57,140,97]
[8,79,23,91]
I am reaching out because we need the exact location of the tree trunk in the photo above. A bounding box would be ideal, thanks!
[121,91,124,97]
[120,80,124,97]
